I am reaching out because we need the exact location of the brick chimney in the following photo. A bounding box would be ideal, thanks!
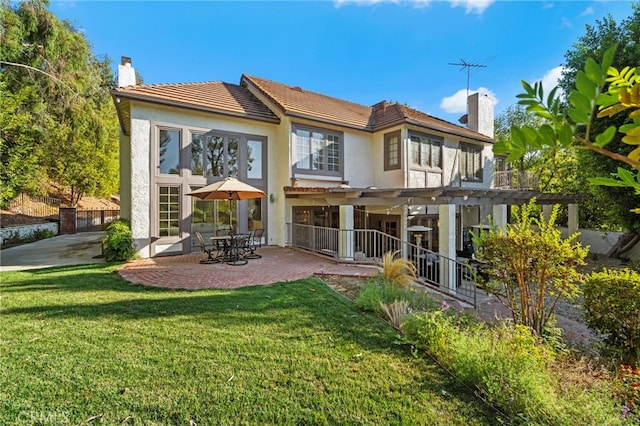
[118,56,136,87]
[466,92,494,138]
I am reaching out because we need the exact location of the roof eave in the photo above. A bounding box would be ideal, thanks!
[111,92,131,136]
[111,90,281,125]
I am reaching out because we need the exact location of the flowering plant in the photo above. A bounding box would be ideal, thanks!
[613,364,640,420]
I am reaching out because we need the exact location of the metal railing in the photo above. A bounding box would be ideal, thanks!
[8,193,61,219]
[286,223,478,307]
[494,170,539,190]
[77,209,120,232]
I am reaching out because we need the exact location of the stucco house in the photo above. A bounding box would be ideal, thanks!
[112,57,579,276]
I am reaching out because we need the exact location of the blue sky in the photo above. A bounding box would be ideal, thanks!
[50,0,635,124]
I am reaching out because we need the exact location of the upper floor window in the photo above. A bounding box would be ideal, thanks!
[159,128,181,175]
[384,131,401,171]
[247,140,263,179]
[460,143,483,181]
[410,132,441,169]
[190,132,240,178]
[293,124,342,176]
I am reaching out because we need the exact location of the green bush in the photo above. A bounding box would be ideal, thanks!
[403,310,621,424]
[355,277,435,314]
[30,228,55,241]
[102,219,137,262]
[584,268,640,365]
[1,227,55,249]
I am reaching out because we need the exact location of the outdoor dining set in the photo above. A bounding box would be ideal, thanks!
[195,229,264,266]
[187,177,267,267]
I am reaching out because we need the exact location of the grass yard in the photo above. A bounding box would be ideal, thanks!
[0,264,502,425]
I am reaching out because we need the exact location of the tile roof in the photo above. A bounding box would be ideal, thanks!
[112,74,493,143]
[241,75,375,130]
[112,81,280,124]
[242,74,493,143]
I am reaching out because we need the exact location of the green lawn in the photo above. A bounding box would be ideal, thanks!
[0,264,501,425]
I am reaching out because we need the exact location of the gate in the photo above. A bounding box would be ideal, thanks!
[77,209,120,232]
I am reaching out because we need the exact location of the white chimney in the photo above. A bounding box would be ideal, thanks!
[117,56,136,87]
[467,92,494,138]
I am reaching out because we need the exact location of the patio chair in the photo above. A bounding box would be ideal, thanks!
[244,228,264,259]
[226,233,249,266]
[195,231,218,264]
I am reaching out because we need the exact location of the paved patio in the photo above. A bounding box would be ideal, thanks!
[117,246,380,290]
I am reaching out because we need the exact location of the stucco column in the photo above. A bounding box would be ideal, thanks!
[130,119,151,258]
[568,203,579,235]
[439,204,457,291]
[338,205,354,261]
[492,204,507,228]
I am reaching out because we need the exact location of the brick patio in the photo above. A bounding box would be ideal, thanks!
[117,246,379,290]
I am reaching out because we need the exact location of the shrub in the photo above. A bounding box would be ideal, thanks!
[473,200,587,336]
[613,364,640,422]
[30,228,55,241]
[379,299,410,331]
[355,276,434,314]
[102,219,137,262]
[403,310,621,424]
[1,229,22,248]
[583,268,640,366]
[378,250,417,288]
[0,227,55,249]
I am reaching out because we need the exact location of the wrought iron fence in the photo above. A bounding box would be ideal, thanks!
[77,209,120,232]
[286,223,478,307]
[8,193,61,219]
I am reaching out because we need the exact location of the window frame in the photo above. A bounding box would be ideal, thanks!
[157,127,182,176]
[158,185,181,238]
[408,131,442,170]
[292,123,343,177]
[460,143,483,182]
[384,130,401,171]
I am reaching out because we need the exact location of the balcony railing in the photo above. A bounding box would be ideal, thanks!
[494,170,539,190]
[286,223,479,307]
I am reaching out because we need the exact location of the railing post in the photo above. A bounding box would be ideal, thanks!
[338,205,354,260]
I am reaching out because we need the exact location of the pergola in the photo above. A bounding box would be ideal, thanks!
[284,185,584,264]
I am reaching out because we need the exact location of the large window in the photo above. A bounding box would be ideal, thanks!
[190,132,253,179]
[159,186,180,237]
[158,129,180,175]
[191,133,204,175]
[460,143,483,181]
[293,125,342,176]
[247,140,263,179]
[384,131,401,171]
[410,133,441,169]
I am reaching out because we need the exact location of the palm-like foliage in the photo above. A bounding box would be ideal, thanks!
[379,250,417,288]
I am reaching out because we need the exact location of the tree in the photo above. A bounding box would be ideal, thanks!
[473,200,587,337]
[496,50,639,256]
[494,3,640,240]
[558,2,640,234]
[0,0,119,207]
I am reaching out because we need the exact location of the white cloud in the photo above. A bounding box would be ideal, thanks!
[449,0,495,14]
[580,6,594,16]
[537,65,566,98]
[335,0,494,14]
[440,87,498,114]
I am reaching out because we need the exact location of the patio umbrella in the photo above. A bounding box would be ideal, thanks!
[187,177,266,231]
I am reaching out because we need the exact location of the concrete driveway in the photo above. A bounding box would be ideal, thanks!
[0,232,106,272]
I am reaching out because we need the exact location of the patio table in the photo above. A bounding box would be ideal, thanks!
[211,235,247,265]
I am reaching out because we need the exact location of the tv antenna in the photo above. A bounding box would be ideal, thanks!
[448,58,488,98]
